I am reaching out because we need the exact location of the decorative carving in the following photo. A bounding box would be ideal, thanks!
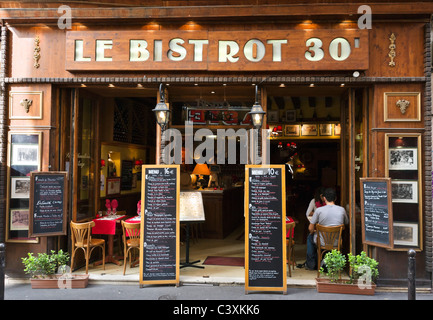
[388,33,396,67]
[20,98,33,113]
[396,99,410,114]
[34,36,40,68]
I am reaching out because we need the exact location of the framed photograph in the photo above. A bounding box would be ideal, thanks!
[106,177,121,196]
[11,144,39,166]
[267,110,278,123]
[11,176,31,199]
[394,222,418,246]
[301,124,317,136]
[334,123,341,136]
[391,180,418,203]
[319,123,333,136]
[10,209,29,231]
[285,110,296,122]
[284,125,300,137]
[388,148,418,170]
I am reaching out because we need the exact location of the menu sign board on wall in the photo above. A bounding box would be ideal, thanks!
[360,178,394,249]
[139,165,180,287]
[29,172,68,237]
[245,165,286,294]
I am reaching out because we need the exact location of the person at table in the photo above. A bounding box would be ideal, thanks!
[305,187,349,270]
[305,186,326,219]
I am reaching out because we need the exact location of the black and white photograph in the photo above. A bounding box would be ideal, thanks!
[391,180,418,203]
[319,123,333,136]
[284,124,300,137]
[11,176,31,199]
[285,110,296,122]
[388,148,417,170]
[11,144,39,166]
[394,222,418,246]
[301,124,317,136]
[10,209,29,231]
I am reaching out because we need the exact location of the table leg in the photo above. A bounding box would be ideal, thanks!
[95,234,123,266]
[180,224,204,269]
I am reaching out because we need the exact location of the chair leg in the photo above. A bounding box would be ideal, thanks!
[123,247,128,275]
[85,249,90,274]
[102,243,105,270]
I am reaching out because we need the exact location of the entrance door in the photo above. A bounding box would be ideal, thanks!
[340,88,367,256]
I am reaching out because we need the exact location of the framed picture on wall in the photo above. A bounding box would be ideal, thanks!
[285,110,296,122]
[106,177,121,196]
[267,110,278,122]
[11,144,39,166]
[391,180,418,203]
[284,125,300,137]
[394,222,418,246]
[319,124,333,136]
[11,176,31,199]
[301,124,317,136]
[388,148,418,170]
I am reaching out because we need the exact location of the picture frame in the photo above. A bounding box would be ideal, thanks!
[284,124,300,137]
[384,92,421,122]
[267,110,278,123]
[11,176,31,199]
[301,124,317,136]
[10,209,29,231]
[393,222,418,246]
[391,180,418,203]
[334,123,341,136]
[285,110,296,122]
[388,148,418,170]
[11,144,39,166]
[106,177,121,196]
[319,123,333,136]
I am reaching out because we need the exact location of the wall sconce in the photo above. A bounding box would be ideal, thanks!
[248,85,266,129]
[152,83,170,132]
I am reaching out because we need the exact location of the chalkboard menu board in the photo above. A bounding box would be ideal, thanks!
[245,165,287,294]
[139,165,180,286]
[29,172,68,237]
[360,178,394,249]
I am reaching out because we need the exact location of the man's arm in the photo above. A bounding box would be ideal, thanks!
[308,223,315,234]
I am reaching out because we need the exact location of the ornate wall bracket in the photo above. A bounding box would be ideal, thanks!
[34,36,40,68]
[20,98,33,113]
[388,33,396,67]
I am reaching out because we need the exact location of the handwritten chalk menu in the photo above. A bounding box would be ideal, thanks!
[245,165,286,294]
[139,165,180,286]
[29,172,68,237]
[360,178,394,249]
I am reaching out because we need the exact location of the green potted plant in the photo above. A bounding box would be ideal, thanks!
[22,250,89,289]
[316,250,377,295]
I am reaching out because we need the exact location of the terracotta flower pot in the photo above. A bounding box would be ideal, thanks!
[316,278,376,296]
[30,274,89,289]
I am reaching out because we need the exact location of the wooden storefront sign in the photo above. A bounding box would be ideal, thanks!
[139,165,180,287]
[29,171,68,237]
[360,178,394,249]
[66,29,368,72]
[245,165,286,294]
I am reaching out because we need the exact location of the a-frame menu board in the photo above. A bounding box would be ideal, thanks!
[245,165,287,294]
[139,165,180,287]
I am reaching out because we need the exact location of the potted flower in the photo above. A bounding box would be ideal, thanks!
[22,250,89,289]
[316,250,377,295]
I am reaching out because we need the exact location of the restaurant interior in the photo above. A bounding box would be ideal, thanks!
[69,83,361,283]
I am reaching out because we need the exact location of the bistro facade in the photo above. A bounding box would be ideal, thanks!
[0,1,432,288]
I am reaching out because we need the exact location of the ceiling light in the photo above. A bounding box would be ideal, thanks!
[108,84,115,87]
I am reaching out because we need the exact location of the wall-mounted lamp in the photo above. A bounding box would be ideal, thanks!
[152,83,170,132]
[248,85,266,129]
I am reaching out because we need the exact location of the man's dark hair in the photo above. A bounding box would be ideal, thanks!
[323,188,337,202]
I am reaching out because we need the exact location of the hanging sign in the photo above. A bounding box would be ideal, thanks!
[29,171,68,237]
[139,165,180,287]
[360,177,394,249]
[245,165,286,294]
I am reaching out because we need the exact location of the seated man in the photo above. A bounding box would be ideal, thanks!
[305,187,349,270]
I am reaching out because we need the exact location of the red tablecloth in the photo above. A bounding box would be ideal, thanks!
[92,215,126,235]
[125,216,141,224]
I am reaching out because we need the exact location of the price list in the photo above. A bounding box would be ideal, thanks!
[141,166,179,284]
[246,166,286,291]
[29,172,67,237]
[360,178,393,249]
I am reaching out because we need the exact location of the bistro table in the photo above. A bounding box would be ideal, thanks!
[92,213,127,265]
